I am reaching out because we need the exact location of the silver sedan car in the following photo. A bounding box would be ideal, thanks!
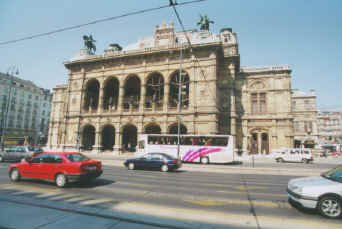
[0,146,35,162]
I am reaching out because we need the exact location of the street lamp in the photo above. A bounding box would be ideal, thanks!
[1,81,16,150]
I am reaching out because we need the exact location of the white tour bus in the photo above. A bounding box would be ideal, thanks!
[137,134,235,164]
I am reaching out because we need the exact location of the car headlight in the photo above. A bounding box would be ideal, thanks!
[292,186,303,194]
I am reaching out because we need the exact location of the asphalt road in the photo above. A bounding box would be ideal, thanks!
[0,162,341,229]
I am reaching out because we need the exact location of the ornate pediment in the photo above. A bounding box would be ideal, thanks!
[250,81,266,90]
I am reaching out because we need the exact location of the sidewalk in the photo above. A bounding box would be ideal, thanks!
[0,196,192,229]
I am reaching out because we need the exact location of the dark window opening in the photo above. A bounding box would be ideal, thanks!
[169,71,190,109]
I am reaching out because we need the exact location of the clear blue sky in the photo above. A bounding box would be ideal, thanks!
[1,0,341,111]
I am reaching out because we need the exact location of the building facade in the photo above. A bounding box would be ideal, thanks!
[317,112,342,145]
[0,73,53,145]
[47,22,294,154]
[291,89,318,148]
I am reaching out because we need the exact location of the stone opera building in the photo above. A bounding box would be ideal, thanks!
[47,22,293,154]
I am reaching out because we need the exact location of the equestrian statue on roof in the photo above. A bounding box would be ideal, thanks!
[197,14,214,31]
[83,34,96,55]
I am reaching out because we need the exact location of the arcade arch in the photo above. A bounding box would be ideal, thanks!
[82,125,95,150]
[122,124,137,152]
[144,123,161,134]
[101,125,115,151]
[249,130,269,154]
[168,123,187,134]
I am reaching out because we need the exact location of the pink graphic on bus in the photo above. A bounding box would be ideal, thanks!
[182,148,222,162]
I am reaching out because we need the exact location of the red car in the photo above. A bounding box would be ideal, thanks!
[8,152,102,188]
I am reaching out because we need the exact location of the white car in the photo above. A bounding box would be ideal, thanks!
[274,148,313,163]
[287,165,342,218]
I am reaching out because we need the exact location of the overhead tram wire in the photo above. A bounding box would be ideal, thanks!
[170,2,227,113]
[0,0,206,46]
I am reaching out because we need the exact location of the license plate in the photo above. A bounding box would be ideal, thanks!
[87,166,96,171]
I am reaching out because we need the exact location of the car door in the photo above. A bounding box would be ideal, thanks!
[287,150,296,162]
[15,147,26,161]
[150,154,163,169]
[133,155,148,169]
[39,154,60,180]
[23,155,45,179]
[6,148,16,161]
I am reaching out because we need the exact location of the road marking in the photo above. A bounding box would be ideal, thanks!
[64,196,93,202]
[184,199,290,208]
[217,190,286,198]
[48,193,80,200]
[235,185,268,191]
[80,198,114,205]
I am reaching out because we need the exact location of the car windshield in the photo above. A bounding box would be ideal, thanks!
[65,153,90,162]
[321,165,342,183]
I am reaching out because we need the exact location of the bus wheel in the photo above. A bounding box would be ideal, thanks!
[200,157,209,164]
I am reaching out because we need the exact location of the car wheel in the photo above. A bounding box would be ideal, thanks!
[9,168,21,182]
[318,195,342,219]
[302,158,308,164]
[128,162,135,170]
[278,158,284,163]
[161,164,169,172]
[200,157,209,164]
[55,174,67,188]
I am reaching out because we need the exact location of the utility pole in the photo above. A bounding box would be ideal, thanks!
[177,46,183,159]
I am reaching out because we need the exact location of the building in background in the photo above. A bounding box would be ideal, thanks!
[317,111,342,145]
[291,89,318,148]
[47,22,295,155]
[0,73,52,146]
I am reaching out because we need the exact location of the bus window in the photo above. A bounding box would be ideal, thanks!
[212,137,228,146]
[191,137,199,145]
[184,137,192,145]
[205,138,212,146]
[138,140,145,149]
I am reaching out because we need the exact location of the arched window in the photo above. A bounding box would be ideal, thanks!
[84,80,100,111]
[169,71,190,108]
[168,123,187,134]
[103,78,119,110]
[145,73,164,109]
[123,76,140,110]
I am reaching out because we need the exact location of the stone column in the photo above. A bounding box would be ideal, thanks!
[257,132,262,154]
[163,83,169,112]
[140,84,146,112]
[93,131,101,153]
[98,85,104,113]
[118,86,124,113]
[114,124,121,155]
